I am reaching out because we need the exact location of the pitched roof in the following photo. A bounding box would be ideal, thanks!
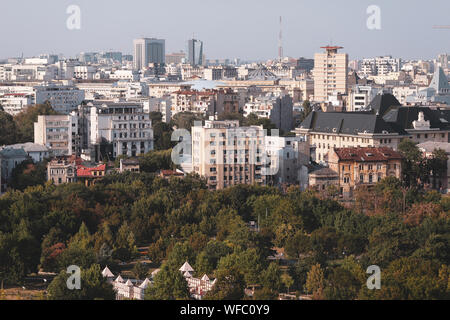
[102,266,114,278]
[201,274,210,282]
[76,164,106,177]
[366,93,402,116]
[179,261,194,272]
[382,106,450,131]
[115,275,124,283]
[125,279,133,287]
[333,147,403,162]
[139,278,151,289]
[299,111,402,135]
[429,67,450,93]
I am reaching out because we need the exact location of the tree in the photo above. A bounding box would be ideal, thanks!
[261,262,282,293]
[139,149,173,173]
[9,160,48,191]
[298,100,312,123]
[47,264,115,300]
[0,111,18,145]
[323,267,361,300]
[204,266,245,300]
[285,231,311,259]
[281,273,294,294]
[398,139,425,188]
[305,263,324,298]
[132,262,149,280]
[145,263,189,300]
[14,102,58,143]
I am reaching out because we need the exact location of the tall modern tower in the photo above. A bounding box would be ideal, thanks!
[187,39,203,66]
[313,46,348,102]
[133,38,166,70]
[278,16,283,61]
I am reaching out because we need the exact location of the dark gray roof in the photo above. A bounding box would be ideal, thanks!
[382,106,450,131]
[299,111,404,135]
[366,93,401,116]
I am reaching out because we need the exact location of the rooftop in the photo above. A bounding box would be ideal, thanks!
[333,147,403,162]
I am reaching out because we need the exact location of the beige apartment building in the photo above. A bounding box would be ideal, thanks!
[34,114,81,156]
[313,46,348,102]
[191,120,266,190]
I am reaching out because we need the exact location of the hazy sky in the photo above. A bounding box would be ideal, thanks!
[1,0,449,60]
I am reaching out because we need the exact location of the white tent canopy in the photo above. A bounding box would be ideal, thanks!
[179,261,194,273]
[102,266,114,278]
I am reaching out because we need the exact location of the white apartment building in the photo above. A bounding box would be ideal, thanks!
[348,85,381,111]
[34,114,80,156]
[243,93,294,132]
[74,66,97,80]
[392,85,422,105]
[0,93,34,115]
[265,135,310,189]
[109,70,139,81]
[89,101,154,158]
[191,120,266,190]
[0,64,58,81]
[148,82,192,98]
[34,83,85,114]
[361,56,401,76]
[313,46,348,102]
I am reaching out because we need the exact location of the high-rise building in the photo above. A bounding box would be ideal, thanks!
[313,46,348,102]
[191,120,266,190]
[133,38,166,70]
[187,39,204,66]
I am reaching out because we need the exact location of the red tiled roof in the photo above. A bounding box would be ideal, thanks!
[334,147,403,162]
[160,170,184,177]
[77,164,106,177]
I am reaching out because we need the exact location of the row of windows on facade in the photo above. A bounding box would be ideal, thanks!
[341,163,398,171]
[113,132,149,139]
[113,123,149,129]
[209,157,262,164]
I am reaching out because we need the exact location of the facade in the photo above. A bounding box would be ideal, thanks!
[264,135,310,189]
[187,39,204,66]
[327,147,403,198]
[361,56,401,76]
[179,262,215,300]
[133,38,166,70]
[148,83,192,99]
[34,114,81,156]
[243,93,294,132]
[313,46,348,102]
[191,120,266,190]
[348,85,381,112]
[296,94,450,163]
[89,101,154,158]
[165,52,186,65]
[34,83,85,114]
[170,89,239,117]
[47,156,77,185]
[308,167,339,192]
[0,93,34,115]
[102,267,150,300]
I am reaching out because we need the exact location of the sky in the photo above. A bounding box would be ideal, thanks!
[1,0,449,61]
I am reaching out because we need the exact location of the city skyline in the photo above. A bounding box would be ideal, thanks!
[1,0,449,61]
